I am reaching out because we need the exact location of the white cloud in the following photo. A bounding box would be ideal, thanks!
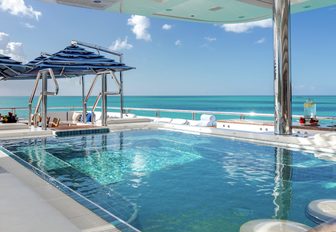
[109,37,133,51]
[162,24,172,30]
[175,40,182,46]
[205,37,216,42]
[256,37,266,44]
[23,22,35,29]
[221,19,272,33]
[127,15,151,41]
[0,32,9,48]
[0,32,26,62]
[0,0,42,20]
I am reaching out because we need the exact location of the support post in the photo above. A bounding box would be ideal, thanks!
[81,75,86,122]
[120,55,124,119]
[41,71,48,130]
[273,0,292,135]
[273,147,292,219]
[102,73,108,126]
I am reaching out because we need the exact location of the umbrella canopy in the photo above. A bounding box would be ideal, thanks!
[10,44,134,79]
[0,54,28,80]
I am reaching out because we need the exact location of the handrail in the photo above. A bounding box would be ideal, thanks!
[0,107,29,110]
[106,106,336,121]
[111,71,121,87]
[34,95,42,115]
[28,72,42,127]
[71,40,123,57]
[92,93,102,113]
[48,69,59,96]
[83,73,101,122]
[28,69,60,128]
[84,71,123,125]
[91,93,102,124]
[3,105,336,122]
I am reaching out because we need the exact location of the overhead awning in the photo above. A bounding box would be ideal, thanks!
[43,0,336,23]
[8,44,134,80]
[0,54,28,80]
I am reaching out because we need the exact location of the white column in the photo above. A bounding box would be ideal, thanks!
[273,0,292,135]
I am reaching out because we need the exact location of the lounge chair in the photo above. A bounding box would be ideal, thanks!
[188,114,216,127]
[51,118,60,127]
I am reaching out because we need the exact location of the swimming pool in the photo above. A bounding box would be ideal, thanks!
[2,129,336,231]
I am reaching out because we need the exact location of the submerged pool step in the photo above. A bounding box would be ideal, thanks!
[53,127,110,137]
[240,219,311,232]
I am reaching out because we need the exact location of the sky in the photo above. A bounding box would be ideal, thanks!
[0,0,335,96]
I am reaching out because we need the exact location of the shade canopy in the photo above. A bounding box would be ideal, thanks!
[0,44,134,80]
[12,44,134,79]
[0,54,28,80]
[43,0,336,24]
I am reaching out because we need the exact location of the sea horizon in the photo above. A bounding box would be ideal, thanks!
[1,94,336,97]
[1,95,335,121]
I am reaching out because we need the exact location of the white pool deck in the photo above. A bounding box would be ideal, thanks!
[0,151,120,232]
[0,121,335,231]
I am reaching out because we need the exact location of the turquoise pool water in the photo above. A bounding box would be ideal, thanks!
[2,130,336,232]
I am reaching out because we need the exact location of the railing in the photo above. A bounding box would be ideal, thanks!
[107,107,336,122]
[0,107,27,115]
[2,105,336,123]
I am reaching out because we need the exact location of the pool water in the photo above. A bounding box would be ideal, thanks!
[2,130,336,232]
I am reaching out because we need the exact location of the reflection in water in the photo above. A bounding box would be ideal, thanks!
[102,134,107,152]
[119,132,124,151]
[273,147,293,219]
[81,136,89,156]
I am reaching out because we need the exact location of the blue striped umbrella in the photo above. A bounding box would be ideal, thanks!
[0,54,28,80]
[10,44,134,79]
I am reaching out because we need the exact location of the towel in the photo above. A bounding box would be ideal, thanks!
[171,119,187,125]
[86,112,92,122]
[198,121,216,127]
[200,114,216,122]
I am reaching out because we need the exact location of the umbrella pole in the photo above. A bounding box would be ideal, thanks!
[102,73,108,126]
[41,71,48,130]
[120,71,124,119]
[81,75,85,122]
[120,55,124,119]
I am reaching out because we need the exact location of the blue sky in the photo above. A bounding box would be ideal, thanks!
[0,0,335,96]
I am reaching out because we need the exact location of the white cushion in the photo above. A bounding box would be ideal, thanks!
[171,119,187,125]
[200,114,216,122]
[154,118,172,123]
[94,112,102,122]
[107,112,120,118]
[188,120,215,127]
[124,113,136,118]
[72,112,82,122]
[198,121,216,127]
[188,120,200,126]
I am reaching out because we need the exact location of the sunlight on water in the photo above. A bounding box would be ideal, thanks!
[2,129,336,232]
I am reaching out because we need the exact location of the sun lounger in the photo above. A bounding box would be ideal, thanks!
[0,123,28,130]
[187,114,216,127]
[154,118,172,123]
[51,118,60,127]
[171,119,188,125]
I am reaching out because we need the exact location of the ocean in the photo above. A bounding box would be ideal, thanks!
[0,96,335,123]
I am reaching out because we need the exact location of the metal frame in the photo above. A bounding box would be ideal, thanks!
[273,0,292,135]
[28,69,59,129]
[84,70,121,126]
[72,40,125,119]
[273,147,292,219]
